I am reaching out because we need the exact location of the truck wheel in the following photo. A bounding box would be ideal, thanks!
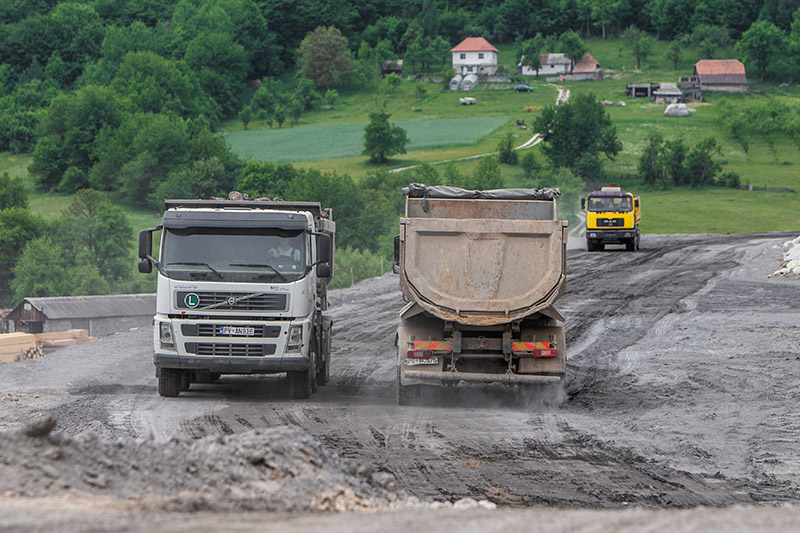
[158,368,182,398]
[397,368,419,405]
[626,240,635,251]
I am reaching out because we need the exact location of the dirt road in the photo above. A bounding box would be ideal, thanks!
[2,233,800,529]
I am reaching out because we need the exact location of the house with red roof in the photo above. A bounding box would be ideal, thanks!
[694,60,748,93]
[451,37,498,76]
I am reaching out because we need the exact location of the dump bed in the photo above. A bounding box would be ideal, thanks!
[399,185,567,326]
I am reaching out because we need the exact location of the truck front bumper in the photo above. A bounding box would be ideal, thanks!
[154,353,309,374]
[586,229,636,244]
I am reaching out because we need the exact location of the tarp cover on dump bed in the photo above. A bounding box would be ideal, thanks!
[403,183,560,200]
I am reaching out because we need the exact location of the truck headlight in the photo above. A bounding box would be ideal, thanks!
[159,322,175,350]
[287,325,303,351]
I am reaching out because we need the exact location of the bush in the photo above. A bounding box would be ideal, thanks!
[329,246,390,289]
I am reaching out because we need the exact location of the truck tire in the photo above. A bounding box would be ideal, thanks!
[626,240,635,251]
[158,368,182,398]
[397,368,418,405]
[289,355,315,399]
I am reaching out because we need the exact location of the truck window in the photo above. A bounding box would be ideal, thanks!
[161,227,306,282]
[588,196,632,213]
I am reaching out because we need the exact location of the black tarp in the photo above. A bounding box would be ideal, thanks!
[403,183,560,200]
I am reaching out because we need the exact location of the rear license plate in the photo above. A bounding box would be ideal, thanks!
[403,357,439,366]
[220,326,255,336]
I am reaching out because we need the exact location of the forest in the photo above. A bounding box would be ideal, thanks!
[1,0,800,304]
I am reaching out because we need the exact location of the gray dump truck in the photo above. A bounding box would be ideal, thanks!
[137,196,335,399]
[394,184,568,404]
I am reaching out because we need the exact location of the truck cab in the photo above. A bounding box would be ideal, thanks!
[581,186,641,251]
[138,198,335,399]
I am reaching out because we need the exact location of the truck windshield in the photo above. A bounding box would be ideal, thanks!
[161,227,306,282]
[588,196,632,213]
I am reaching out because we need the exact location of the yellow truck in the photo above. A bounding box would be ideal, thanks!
[581,186,641,251]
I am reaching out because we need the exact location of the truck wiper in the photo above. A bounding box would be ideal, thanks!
[168,262,223,279]
[229,263,287,281]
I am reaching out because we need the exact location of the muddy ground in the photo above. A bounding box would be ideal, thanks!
[2,233,800,531]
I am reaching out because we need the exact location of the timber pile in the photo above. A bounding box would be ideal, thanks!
[0,329,95,363]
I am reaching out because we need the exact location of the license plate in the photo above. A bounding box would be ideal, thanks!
[220,326,255,336]
[403,357,439,366]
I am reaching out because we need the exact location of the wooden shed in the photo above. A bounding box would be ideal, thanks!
[694,60,749,93]
[5,294,155,337]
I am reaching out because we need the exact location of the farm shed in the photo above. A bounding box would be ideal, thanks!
[653,83,683,103]
[571,53,602,80]
[694,60,748,93]
[626,83,658,98]
[520,53,571,76]
[679,76,702,100]
[451,37,498,76]
[381,60,403,78]
[5,294,155,337]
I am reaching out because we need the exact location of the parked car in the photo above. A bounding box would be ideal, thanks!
[514,84,533,93]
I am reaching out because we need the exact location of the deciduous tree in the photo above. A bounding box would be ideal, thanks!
[362,111,409,164]
[298,26,352,90]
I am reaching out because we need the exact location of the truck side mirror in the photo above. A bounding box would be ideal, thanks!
[634,198,640,208]
[316,263,332,278]
[580,198,586,210]
[316,233,331,264]
[138,259,152,274]
[138,229,152,259]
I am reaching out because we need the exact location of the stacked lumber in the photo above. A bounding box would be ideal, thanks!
[0,332,37,363]
[0,329,95,363]
[35,329,95,353]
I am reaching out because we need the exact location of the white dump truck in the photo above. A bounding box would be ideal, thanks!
[394,184,567,404]
[137,196,335,399]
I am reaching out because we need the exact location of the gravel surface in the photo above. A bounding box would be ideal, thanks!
[2,232,800,530]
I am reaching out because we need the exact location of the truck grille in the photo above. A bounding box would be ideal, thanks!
[184,342,277,356]
[181,324,282,338]
[176,291,288,311]
[596,217,624,227]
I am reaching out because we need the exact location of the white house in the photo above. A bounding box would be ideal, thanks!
[451,37,498,76]
[519,53,571,76]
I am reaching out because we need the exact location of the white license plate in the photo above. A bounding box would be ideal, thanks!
[220,326,255,336]
[403,357,439,366]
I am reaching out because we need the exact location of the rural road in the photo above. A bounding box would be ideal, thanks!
[2,232,800,530]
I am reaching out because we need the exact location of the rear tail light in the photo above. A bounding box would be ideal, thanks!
[533,348,557,358]
[406,349,433,359]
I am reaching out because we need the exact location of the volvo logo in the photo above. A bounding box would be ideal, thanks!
[227,297,237,306]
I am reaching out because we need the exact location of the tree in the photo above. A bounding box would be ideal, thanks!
[560,31,587,72]
[519,34,545,75]
[533,92,621,171]
[497,132,518,165]
[520,151,540,180]
[639,133,668,187]
[294,78,319,111]
[184,31,248,116]
[625,26,654,68]
[736,20,787,82]
[666,41,682,69]
[469,156,505,190]
[274,105,286,128]
[325,89,339,109]
[153,158,232,207]
[239,105,252,129]
[288,98,303,125]
[0,172,28,210]
[381,73,402,93]
[298,26,352,90]
[362,111,409,164]
[687,137,722,187]
[0,207,44,305]
[690,25,731,59]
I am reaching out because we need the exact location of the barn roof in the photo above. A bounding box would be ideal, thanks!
[539,53,571,65]
[694,60,748,85]
[573,53,599,73]
[451,37,498,53]
[15,294,156,320]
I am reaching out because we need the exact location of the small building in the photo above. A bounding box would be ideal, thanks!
[381,60,403,78]
[5,294,156,337]
[679,76,702,101]
[653,83,683,104]
[459,73,479,91]
[694,59,749,93]
[571,53,602,80]
[627,83,658,98]
[520,53,571,76]
[451,37,498,76]
[449,74,463,91]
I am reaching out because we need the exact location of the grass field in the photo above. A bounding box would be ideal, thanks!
[225,117,509,162]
